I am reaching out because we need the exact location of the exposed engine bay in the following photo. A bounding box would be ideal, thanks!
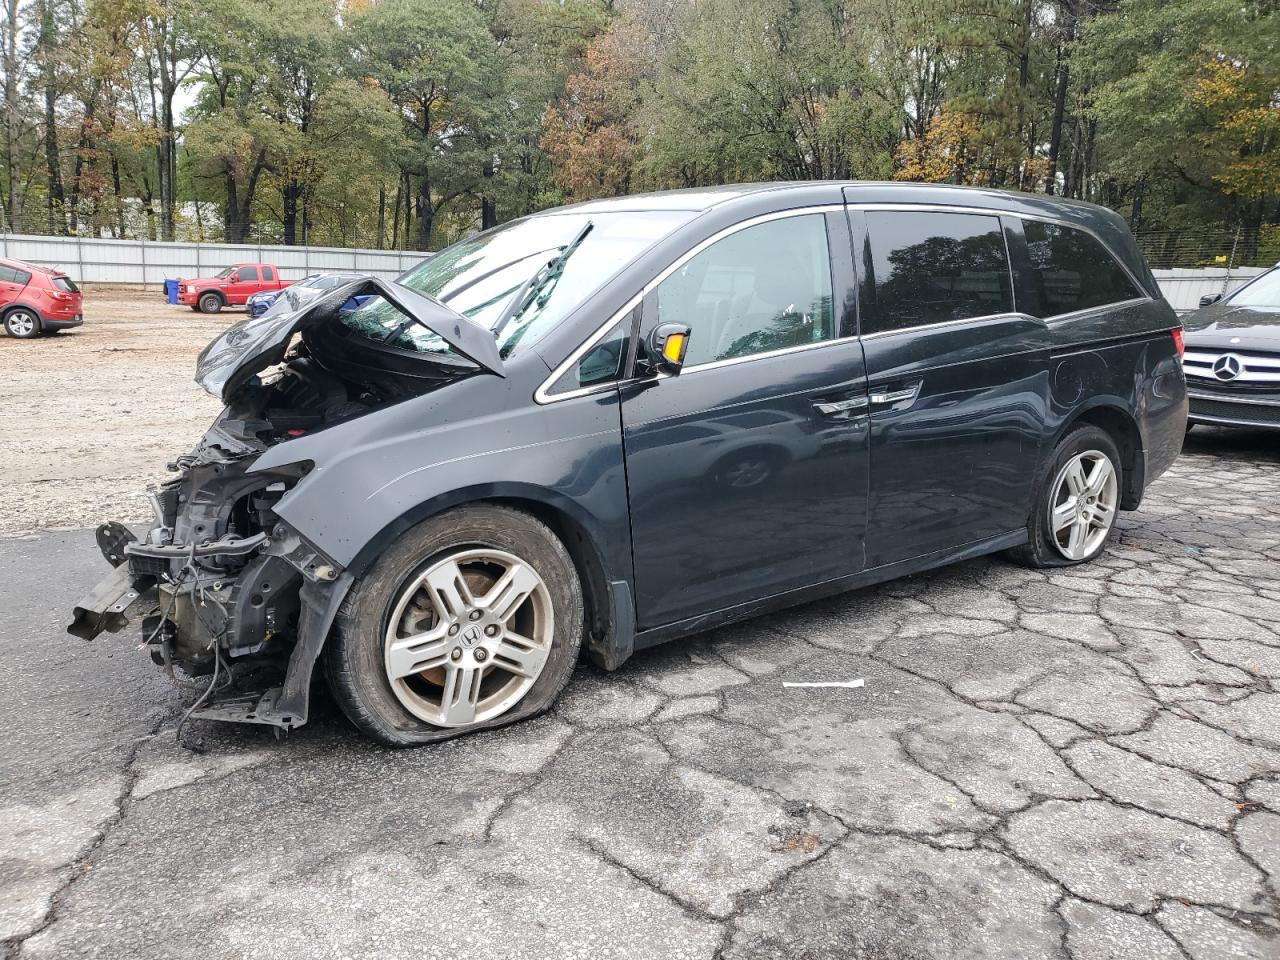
[67,277,502,730]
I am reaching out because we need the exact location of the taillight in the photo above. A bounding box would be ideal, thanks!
[1172,327,1185,358]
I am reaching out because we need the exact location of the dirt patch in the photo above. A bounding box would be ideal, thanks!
[0,287,229,533]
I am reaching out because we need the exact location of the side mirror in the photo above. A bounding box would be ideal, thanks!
[1199,293,1222,307]
[647,322,691,375]
[227,272,240,283]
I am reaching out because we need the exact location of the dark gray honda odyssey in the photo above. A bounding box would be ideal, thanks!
[70,182,1187,746]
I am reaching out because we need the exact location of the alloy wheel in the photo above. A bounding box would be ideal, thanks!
[6,311,36,337]
[1047,450,1118,561]
[383,548,554,727]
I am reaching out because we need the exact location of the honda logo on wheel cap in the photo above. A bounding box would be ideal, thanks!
[1212,354,1243,381]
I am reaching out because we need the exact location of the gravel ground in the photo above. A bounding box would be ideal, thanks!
[0,289,1276,958]
[0,287,223,533]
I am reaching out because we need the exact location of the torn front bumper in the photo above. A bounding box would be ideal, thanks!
[67,517,351,731]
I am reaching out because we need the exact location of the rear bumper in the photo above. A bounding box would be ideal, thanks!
[1188,390,1280,430]
[43,313,82,330]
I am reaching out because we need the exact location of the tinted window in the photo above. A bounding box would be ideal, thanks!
[548,316,632,395]
[1022,219,1142,317]
[262,266,274,281]
[0,265,27,284]
[864,211,1012,333]
[238,266,259,282]
[53,276,78,293]
[655,214,835,367]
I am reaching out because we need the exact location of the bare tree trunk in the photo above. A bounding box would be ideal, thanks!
[415,170,432,250]
[1046,0,1077,195]
[376,182,385,249]
[38,0,64,232]
[3,0,24,230]
[390,176,402,250]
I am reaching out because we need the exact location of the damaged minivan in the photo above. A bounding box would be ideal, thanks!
[70,183,1187,746]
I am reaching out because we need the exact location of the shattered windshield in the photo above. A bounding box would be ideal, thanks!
[338,209,694,360]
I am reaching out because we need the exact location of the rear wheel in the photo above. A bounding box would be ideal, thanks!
[325,505,584,746]
[1011,424,1122,568]
[198,292,223,314]
[3,308,41,339]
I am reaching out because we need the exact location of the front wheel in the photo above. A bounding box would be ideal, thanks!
[3,308,41,338]
[325,505,584,746]
[1011,424,1122,568]
[198,292,223,314]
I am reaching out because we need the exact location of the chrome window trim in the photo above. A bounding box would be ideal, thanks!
[535,205,844,404]
[858,310,1027,340]
[1035,296,1152,324]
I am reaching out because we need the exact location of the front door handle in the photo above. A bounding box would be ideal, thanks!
[812,395,869,417]
[869,381,923,409]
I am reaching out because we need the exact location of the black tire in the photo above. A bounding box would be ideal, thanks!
[1009,424,1123,569]
[198,292,223,314]
[325,505,584,747]
[3,308,42,339]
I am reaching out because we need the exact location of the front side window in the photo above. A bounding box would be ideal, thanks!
[238,266,259,282]
[547,314,633,395]
[653,214,835,367]
[863,211,1012,334]
[1022,219,1143,317]
[341,209,693,361]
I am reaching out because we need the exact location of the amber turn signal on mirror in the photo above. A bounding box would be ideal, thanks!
[648,322,692,375]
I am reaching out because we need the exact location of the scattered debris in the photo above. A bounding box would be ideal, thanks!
[782,679,865,689]
[778,832,821,853]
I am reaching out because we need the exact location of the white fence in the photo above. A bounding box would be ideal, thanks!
[1152,267,1265,314]
[0,233,430,285]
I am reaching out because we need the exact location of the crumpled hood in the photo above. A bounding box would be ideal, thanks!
[194,277,504,401]
[1183,303,1280,353]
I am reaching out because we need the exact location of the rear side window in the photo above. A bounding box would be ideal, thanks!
[863,211,1012,334]
[1021,220,1143,317]
[53,276,79,293]
[262,266,274,281]
[0,265,30,284]
[238,266,259,282]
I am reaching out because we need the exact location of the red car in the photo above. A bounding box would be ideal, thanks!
[177,263,289,313]
[0,258,83,339]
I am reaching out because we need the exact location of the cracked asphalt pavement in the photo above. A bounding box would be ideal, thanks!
[2,427,1278,959]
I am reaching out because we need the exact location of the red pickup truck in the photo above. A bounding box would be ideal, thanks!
[178,264,289,313]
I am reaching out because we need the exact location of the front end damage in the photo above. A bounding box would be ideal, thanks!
[68,277,503,730]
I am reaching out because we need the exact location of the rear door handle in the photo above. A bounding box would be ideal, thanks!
[812,395,869,417]
[869,381,923,409]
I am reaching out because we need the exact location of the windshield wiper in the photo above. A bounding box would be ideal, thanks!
[437,246,563,305]
[491,220,594,340]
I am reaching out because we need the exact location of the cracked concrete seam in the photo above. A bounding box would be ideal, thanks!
[3,714,166,959]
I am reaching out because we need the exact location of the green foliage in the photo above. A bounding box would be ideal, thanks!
[0,0,1274,250]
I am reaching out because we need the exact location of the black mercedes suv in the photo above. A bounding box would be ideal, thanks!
[1183,264,1280,431]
